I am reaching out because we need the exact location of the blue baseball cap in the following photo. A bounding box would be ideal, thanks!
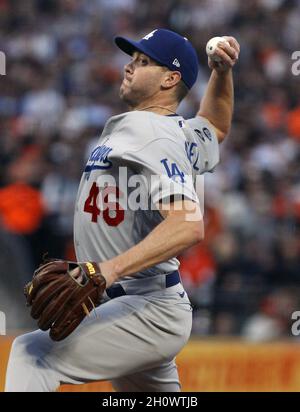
[115,29,199,89]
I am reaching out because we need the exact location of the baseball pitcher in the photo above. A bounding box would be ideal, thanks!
[5,29,239,392]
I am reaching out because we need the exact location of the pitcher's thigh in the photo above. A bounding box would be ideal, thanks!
[6,295,190,390]
[111,359,181,392]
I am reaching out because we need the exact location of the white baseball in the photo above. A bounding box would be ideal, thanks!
[206,36,230,62]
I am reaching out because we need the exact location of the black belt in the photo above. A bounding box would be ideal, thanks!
[106,270,181,299]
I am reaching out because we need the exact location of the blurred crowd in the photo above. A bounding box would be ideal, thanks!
[0,0,299,338]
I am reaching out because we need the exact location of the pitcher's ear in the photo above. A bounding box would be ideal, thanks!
[161,71,182,90]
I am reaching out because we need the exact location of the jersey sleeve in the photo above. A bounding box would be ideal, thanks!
[185,116,220,173]
[123,137,199,205]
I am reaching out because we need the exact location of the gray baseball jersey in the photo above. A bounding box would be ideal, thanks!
[5,111,220,393]
[74,110,219,280]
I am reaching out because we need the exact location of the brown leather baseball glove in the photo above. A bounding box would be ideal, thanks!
[24,260,106,341]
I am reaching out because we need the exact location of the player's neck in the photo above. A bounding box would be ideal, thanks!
[132,101,178,116]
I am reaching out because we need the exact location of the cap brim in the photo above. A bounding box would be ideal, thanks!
[114,36,164,67]
[115,36,145,56]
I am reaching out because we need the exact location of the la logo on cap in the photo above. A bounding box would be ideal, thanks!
[143,30,158,40]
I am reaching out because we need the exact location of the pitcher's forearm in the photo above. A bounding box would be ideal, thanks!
[99,212,203,286]
[197,69,233,137]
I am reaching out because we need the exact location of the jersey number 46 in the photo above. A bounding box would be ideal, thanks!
[84,182,124,226]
